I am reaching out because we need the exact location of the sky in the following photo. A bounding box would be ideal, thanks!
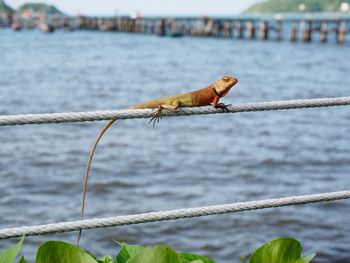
[7,0,262,16]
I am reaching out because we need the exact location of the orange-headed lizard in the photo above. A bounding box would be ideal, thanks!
[77,75,238,244]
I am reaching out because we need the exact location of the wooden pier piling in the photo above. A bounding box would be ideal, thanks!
[320,21,328,43]
[223,19,232,38]
[276,19,283,41]
[158,19,166,36]
[302,20,312,42]
[236,21,244,39]
[337,20,346,44]
[246,21,256,39]
[260,20,269,40]
[290,23,298,42]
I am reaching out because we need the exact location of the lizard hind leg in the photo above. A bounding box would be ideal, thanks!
[149,102,180,127]
[149,105,164,127]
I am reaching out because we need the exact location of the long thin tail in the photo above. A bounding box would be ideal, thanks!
[77,119,117,245]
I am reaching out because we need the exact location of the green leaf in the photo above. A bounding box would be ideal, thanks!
[0,237,24,263]
[179,252,215,263]
[126,245,180,263]
[35,241,97,263]
[115,243,145,263]
[295,253,316,263]
[97,255,113,263]
[189,261,204,263]
[18,256,27,263]
[249,237,302,263]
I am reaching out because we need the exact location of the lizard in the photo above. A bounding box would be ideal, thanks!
[77,75,238,244]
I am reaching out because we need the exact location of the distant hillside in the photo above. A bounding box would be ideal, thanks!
[17,2,63,15]
[245,0,350,13]
[0,0,13,14]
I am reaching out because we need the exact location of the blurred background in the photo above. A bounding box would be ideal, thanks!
[0,0,350,262]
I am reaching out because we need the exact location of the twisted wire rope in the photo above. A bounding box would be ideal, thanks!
[0,96,350,239]
[1,96,350,126]
[0,190,349,239]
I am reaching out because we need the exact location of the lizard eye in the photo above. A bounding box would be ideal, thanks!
[222,76,229,82]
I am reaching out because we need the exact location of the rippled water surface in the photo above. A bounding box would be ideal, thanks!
[0,29,350,262]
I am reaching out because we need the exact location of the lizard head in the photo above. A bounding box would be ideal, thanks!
[213,75,238,98]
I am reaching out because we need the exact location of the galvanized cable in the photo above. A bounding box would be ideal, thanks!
[0,190,349,239]
[1,96,350,126]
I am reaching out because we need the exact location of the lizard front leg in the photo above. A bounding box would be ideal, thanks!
[212,95,231,112]
[149,101,181,126]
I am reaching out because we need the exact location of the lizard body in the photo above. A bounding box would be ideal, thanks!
[130,87,218,109]
[77,75,238,244]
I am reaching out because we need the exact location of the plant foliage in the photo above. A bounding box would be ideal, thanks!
[0,0,13,14]
[17,3,63,15]
[248,237,316,263]
[0,236,316,263]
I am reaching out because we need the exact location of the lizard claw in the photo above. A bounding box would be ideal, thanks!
[149,106,163,126]
[215,103,231,112]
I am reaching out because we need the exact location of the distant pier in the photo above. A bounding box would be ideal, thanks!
[77,16,350,44]
[1,14,350,44]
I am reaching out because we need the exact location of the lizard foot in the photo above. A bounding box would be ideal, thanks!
[149,106,163,126]
[215,103,231,112]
